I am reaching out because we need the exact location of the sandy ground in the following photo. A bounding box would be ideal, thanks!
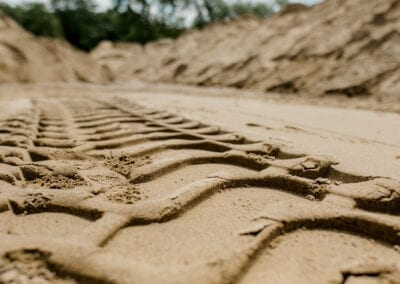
[0,82,399,283]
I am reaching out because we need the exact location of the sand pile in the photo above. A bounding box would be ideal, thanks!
[0,13,112,83]
[93,0,399,100]
[91,41,143,74]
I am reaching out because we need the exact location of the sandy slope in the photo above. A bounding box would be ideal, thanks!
[92,0,400,112]
[0,82,399,283]
[0,13,111,83]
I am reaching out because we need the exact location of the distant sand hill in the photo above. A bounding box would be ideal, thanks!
[0,13,112,83]
[92,0,399,102]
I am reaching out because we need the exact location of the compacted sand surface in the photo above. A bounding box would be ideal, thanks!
[0,83,399,283]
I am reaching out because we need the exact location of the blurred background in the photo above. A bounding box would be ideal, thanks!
[0,0,320,51]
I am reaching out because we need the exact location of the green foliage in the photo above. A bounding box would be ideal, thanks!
[50,0,109,50]
[231,2,275,18]
[104,9,183,44]
[0,0,289,50]
[191,0,287,27]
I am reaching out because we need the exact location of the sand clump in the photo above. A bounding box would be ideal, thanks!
[0,249,76,283]
[20,164,88,189]
[0,13,112,83]
[104,152,152,177]
[92,0,400,108]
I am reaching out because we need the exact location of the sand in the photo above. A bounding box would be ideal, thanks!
[0,82,399,283]
[0,13,112,84]
[0,0,400,282]
[92,0,400,113]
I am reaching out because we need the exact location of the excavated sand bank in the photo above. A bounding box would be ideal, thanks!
[92,0,400,112]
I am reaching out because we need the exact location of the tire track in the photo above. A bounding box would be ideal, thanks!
[0,96,399,283]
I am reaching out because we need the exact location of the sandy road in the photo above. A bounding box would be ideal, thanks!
[0,83,399,283]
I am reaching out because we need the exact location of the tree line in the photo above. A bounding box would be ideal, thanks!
[0,0,288,51]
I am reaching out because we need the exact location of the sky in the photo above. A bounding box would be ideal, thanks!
[4,0,323,11]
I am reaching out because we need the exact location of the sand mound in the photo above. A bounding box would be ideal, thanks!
[91,41,143,74]
[94,0,399,101]
[0,13,112,83]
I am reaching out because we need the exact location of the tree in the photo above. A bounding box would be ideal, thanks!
[231,2,274,18]
[0,0,290,51]
[50,0,108,50]
[192,0,288,27]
